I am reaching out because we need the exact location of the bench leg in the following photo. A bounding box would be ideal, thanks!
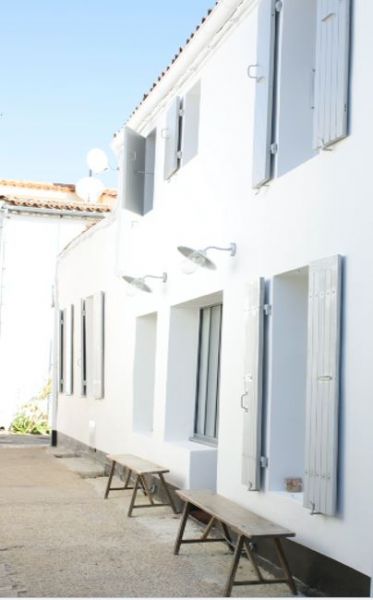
[174,501,191,555]
[200,517,215,540]
[104,460,116,499]
[128,475,140,517]
[219,521,235,552]
[123,468,132,489]
[140,475,155,505]
[158,472,178,514]
[243,539,264,582]
[223,534,245,597]
[274,538,297,595]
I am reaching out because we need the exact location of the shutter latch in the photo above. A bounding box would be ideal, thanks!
[270,143,278,155]
[263,304,272,316]
[260,456,269,468]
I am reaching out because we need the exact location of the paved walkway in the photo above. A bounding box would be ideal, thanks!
[0,445,292,597]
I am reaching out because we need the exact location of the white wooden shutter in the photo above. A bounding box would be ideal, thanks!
[181,81,200,167]
[313,0,351,149]
[241,279,265,490]
[164,96,181,179]
[123,126,146,214]
[92,291,105,400]
[304,255,342,516]
[252,0,276,189]
[64,305,74,396]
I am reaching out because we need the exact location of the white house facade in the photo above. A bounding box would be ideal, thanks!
[54,0,373,595]
[0,180,115,429]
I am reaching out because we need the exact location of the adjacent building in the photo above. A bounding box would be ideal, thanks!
[0,180,115,428]
[54,0,373,595]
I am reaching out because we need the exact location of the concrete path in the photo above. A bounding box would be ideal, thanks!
[0,446,292,597]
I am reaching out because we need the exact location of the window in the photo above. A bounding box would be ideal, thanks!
[241,257,342,516]
[164,80,201,180]
[252,0,351,187]
[194,304,222,444]
[122,127,157,215]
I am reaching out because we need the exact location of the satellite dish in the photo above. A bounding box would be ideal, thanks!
[86,148,109,174]
[75,177,105,203]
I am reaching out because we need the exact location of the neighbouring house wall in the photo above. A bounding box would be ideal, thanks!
[56,0,373,584]
[0,213,93,428]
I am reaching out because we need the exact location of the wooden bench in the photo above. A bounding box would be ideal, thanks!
[174,489,296,597]
[104,453,178,517]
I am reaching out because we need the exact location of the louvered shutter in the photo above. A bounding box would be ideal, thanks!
[80,299,87,396]
[123,126,146,214]
[92,291,105,400]
[252,0,276,189]
[64,305,74,396]
[164,96,181,179]
[241,279,265,490]
[313,0,351,149]
[304,255,342,516]
[181,81,200,167]
[59,310,64,393]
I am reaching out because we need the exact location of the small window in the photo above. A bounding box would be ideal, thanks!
[194,304,222,444]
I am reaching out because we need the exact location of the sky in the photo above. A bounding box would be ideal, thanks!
[1,0,214,188]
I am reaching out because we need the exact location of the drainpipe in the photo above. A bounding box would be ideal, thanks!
[0,202,9,337]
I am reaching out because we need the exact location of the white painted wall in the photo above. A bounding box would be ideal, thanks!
[56,0,373,579]
[0,212,93,428]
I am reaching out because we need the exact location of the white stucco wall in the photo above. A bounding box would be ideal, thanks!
[0,213,92,427]
[56,0,373,578]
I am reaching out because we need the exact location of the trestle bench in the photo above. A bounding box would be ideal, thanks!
[174,489,297,597]
[104,453,178,517]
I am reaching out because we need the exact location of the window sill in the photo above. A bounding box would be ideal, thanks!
[269,490,304,504]
[189,435,217,448]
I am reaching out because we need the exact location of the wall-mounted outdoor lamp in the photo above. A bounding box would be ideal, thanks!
[122,272,167,294]
[177,243,237,274]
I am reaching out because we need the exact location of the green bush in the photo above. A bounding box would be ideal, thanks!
[10,402,50,435]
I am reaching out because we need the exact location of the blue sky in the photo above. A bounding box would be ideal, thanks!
[1,1,214,188]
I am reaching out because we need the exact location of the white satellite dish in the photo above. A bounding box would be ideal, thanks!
[75,177,105,203]
[86,148,109,174]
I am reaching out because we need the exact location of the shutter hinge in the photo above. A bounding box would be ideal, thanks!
[270,143,278,155]
[260,456,269,468]
[176,150,183,160]
[263,304,272,316]
[178,108,184,117]
[275,1,283,12]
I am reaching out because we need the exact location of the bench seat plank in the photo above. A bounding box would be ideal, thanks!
[176,489,295,539]
[107,453,169,475]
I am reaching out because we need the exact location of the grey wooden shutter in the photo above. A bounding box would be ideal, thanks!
[123,126,146,214]
[92,291,105,400]
[80,299,87,397]
[313,0,351,149]
[181,81,200,167]
[164,96,181,179]
[241,279,265,490]
[252,0,276,189]
[64,305,74,396]
[59,309,64,393]
[304,255,342,516]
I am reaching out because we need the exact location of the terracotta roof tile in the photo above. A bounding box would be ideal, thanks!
[0,179,117,204]
[122,2,218,125]
[1,196,112,213]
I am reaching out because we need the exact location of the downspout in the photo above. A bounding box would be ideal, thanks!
[0,202,9,337]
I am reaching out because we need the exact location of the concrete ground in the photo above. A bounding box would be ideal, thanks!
[0,443,295,598]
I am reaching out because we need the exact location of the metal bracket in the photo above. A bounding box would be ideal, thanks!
[260,456,269,468]
[270,142,278,155]
[176,150,183,160]
[264,304,272,316]
[275,1,283,11]
[247,64,264,82]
